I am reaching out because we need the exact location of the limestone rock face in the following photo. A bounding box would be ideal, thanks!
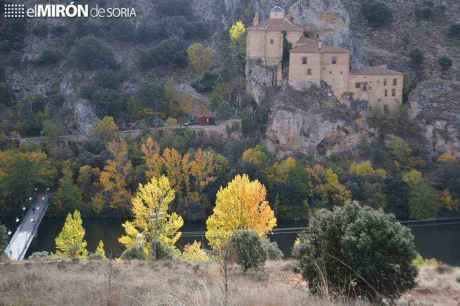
[409,80,460,158]
[265,85,370,157]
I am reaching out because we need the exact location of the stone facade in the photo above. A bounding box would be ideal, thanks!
[247,6,404,112]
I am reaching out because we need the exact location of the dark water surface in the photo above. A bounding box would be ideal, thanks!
[1,217,459,266]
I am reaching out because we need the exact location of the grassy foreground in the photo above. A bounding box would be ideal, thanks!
[0,259,458,306]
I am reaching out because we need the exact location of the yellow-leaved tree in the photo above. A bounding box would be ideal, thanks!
[229,20,246,44]
[99,139,132,213]
[118,176,184,255]
[95,240,106,259]
[55,210,88,258]
[181,241,209,262]
[206,174,277,249]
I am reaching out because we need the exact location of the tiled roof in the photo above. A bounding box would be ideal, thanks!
[291,38,349,54]
[351,66,403,76]
[265,18,303,32]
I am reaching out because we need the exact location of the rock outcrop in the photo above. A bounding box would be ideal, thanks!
[409,79,460,158]
[265,84,370,157]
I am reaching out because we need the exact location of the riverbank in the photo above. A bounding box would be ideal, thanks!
[0,259,458,306]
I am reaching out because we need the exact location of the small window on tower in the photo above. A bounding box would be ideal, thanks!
[270,39,274,45]
[307,68,312,75]
[355,83,361,89]
[392,89,396,97]
[302,57,308,64]
[393,78,397,86]
[385,89,388,97]
[332,56,337,64]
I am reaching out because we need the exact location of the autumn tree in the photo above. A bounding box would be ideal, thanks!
[99,140,132,214]
[206,174,277,249]
[141,137,227,212]
[90,116,119,143]
[0,150,56,215]
[55,210,88,258]
[241,145,271,169]
[229,21,246,45]
[187,43,214,75]
[53,161,83,214]
[119,176,184,256]
[309,165,351,208]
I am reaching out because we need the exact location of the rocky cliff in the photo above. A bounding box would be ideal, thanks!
[265,84,370,157]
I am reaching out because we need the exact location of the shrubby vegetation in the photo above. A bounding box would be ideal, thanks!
[138,38,188,69]
[361,1,393,28]
[297,202,418,301]
[69,35,118,70]
[228,230,267,271]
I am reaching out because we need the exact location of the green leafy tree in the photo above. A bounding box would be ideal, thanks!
[0,150,56,215]
[186,43,214,75]
[408,182,439,220]
[55,210,88,258]
[53,162,83,214]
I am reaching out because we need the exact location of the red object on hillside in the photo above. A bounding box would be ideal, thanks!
[197,116,216,126]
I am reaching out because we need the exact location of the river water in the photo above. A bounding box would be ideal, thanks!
[1,217,459,265]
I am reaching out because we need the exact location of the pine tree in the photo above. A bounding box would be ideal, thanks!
[55,210,88,258]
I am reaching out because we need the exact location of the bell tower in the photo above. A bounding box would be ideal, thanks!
[270,6,285,19]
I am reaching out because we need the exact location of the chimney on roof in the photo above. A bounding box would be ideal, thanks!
[253,12,260,26]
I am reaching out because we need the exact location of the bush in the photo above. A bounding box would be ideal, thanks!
[121,246,146,260]
[261,238,283,260]
[361,1,393,28]
[94,69,126,90]
[192,73,220,93]
[438,56,453,72]
[409,49,425,68]
[297,202,417,301]
[138,38,187,69]
[28,251,53,260]
[228,230,267,271]
[34,49,63,66]
[0,223,8,253]
[69,35,117,70]
[448,24,460,40]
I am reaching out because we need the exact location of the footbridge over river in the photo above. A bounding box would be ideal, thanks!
[3,193,50,260]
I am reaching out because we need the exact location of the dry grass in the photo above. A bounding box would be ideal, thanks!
[0,259,368,306]
[0,259,458,306]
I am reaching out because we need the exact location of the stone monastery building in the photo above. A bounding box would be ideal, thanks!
[247,6,404,111]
